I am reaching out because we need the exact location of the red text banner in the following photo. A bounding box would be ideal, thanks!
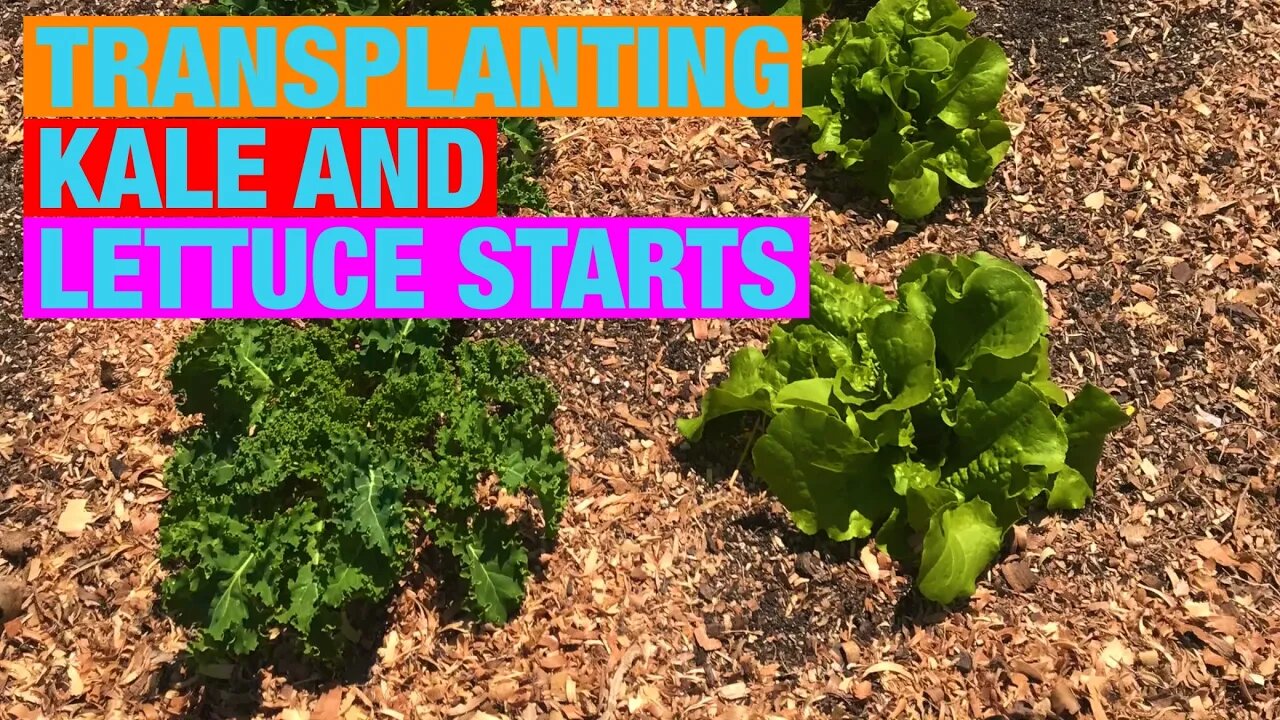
[25,118,499,217]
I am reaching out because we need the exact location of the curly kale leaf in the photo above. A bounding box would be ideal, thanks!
[160,320,567,663]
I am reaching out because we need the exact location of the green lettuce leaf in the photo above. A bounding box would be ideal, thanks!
[899,254,1049,374]
[1047,385,1131,509]
[678,347,785,441]
[944,381,1068,526]
[917,498,1003,603]
[799,0,1011,218]
[753,407,894,539]
[933,38,1009,129]
[889,142,945,219]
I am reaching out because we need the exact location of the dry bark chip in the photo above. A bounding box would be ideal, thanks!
[839,640,861,666]
[1002,561,1041,593]
[1099,639,1135,670]
[1035,265,1072,285]
[1131,283,1157,300]
[717,682,748,700]
[1151,389,1175,410]
[310,688,344,720]
[56,499,95,537]
[1050,680,1081,716]
[1170,261,1194,283]
[1010,659,1046,682]
[488,678,519,703]
[1194,538,1239,568]
[0,530,36,561]
[0,576,27,621]
[694,622,723,652]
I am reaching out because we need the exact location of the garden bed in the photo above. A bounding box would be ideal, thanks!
[1,0,1277,717]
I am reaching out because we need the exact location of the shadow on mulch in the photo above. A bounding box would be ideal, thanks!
[672,415,959,687]
[145,603,395,720]
[755,117,995,245]
[966,0,1242,105]
[145,530,557,719]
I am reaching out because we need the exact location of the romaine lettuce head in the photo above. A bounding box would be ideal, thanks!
[800,0,1011,218]
[681,256,1130,604]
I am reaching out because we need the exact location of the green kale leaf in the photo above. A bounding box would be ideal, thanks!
[160,320,567,663]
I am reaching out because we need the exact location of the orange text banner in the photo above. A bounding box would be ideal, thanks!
[24,15,803,118]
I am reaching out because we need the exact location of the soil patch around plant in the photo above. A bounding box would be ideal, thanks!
[4,0,1280,716]
[968,0,1242,104]
[696,503,880,671]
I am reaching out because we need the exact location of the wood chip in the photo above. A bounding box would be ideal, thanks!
[862,662,911,679]
[0,578,26,622]
[1194,538,1238,567]
[1002,561,1041,593]
[717,682,748,700]
[859,545,880,582]
[1034,264,1072,285]
[310,688,344,720]
[1131,283,1157,300]
[839,640,861,666]
[1050,680,1081,716]
[694,623,722,652]
[56,499,95,536]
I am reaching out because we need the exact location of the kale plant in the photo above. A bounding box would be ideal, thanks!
[159,320,567,661]
[798,0,1012,219]
[681,254,1130,604]
[497,117,550,216]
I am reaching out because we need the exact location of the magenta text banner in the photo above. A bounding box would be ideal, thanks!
[25,217,810,319]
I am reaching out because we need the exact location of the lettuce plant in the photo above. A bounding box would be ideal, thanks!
[800,0,1012,219]
[159,320,567,662]
[759,0,830,21]
[680,254,1130,603]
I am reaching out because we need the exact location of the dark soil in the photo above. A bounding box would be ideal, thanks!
[479,319,753,451]
[696,503,888,679]
[968,0,1242,104]
[0,0,46,491]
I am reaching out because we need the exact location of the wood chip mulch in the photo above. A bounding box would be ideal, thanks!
[2,0,1279,717]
